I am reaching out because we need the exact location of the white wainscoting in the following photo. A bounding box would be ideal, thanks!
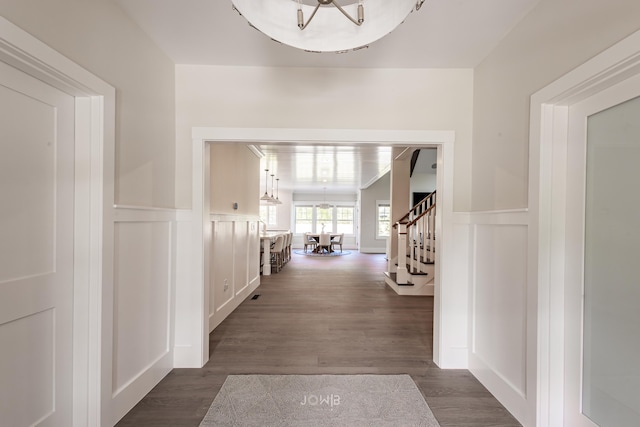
[465,209,531,425]
[110,206,186,424]
[0,309,55,426]
[208,215,261,332]
[444,213,473,369]
[173,210,197,368]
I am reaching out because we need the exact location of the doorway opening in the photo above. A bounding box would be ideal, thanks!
[184,127,462,371]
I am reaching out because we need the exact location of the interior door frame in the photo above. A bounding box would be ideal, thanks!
[0,17,115,426]
[530,29,640,426]
[187,127,461,369]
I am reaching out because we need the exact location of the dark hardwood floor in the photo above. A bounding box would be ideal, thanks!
[117,251,521,426]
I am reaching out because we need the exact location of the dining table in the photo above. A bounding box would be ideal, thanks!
[307,233,341,253]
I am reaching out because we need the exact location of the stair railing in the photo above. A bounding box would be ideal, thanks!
[397,190,436,225]
[406,203,436,273]
[393,191,436,283]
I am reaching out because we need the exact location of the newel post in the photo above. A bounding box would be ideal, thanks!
[396,222,409,284]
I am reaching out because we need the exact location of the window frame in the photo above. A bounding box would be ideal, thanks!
[376,200,391,240]
[292,201,357,236]
[259,204,278,227]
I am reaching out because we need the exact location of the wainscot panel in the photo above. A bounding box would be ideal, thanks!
[111,206,179,422]
[208,215,261,332]
[468,209,530,425]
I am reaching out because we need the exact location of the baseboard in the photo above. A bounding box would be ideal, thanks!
[209,279,261,332]
[359,247,386,254]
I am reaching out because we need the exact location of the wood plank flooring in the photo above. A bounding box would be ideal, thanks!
[116,251,521,426]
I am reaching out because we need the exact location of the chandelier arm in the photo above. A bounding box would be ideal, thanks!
[298,3,322,30]
[331,1,363,26]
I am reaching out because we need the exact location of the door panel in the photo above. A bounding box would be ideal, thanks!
[0,61,74,425]
[582,96,640,427]
[565,75,640,427]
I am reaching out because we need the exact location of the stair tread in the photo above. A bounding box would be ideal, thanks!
[406,255,435,264]
[392,264,430,276]
[384,272,415,286]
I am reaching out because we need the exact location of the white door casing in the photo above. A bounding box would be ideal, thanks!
[530,28,640,427]
[0,59,74,427]
[183,128,460,369]
[0,16,115,427]
[564,73,640,427]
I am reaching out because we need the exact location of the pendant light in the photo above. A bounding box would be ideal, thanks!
[270,173,277,203]
[318,187,330,209]
[275,178,283,204]
[260,169,274,202]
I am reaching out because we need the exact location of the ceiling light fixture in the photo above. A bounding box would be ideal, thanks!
[297,0,364,30]
[275,178,283,204]
[261,168,275,203]
[270,173,283,205]
[231,0,425,53]
[318,187,330,210]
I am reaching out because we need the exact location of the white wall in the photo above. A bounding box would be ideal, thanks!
[410,173,436,198]
[0,1,178,424]
[207,144,261,332]
[410,148,437,200]
[360,172,390,253]
[175,66,474,212]
[210,144,260,215]
[270,189,293,231]
[469,1,640,425]
[472,0,640,211]
[0,0,176,208]
[208,218,261,332]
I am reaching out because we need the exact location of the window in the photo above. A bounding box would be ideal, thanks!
[376,202,390,239]
[259,204,277,226]
[316,206,333,232]
[294,206,313,233]
[293,202,357,235]
[336,207,354,234]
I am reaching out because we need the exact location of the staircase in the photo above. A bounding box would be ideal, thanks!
[384,191,436,296]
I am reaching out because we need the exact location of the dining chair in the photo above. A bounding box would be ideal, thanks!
[318,233,331,254]
[331,233,344,253]
[304,233,317,253]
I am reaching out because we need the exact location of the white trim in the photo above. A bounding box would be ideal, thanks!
[186,127,461,370]
[361,164,390,190]
[469,209,529,226]
[530,28,640,427]
[192,127,455,145]
[359,247,387,254]
[210,213,262,222]
[0,17,115,427]
[246,144,265,158]
[375,200,391,240]
[466,209,530,424]
[113,206,190,222]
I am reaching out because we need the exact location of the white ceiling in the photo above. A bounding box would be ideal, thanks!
[114,0,539,194]
[258,144,394,195]
[115,0,538,68]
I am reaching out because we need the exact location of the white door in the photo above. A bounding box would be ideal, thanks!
[564,73,640,426]
[0,60,75,425]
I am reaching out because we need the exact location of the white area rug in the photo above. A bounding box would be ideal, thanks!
[200,374,440,427]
